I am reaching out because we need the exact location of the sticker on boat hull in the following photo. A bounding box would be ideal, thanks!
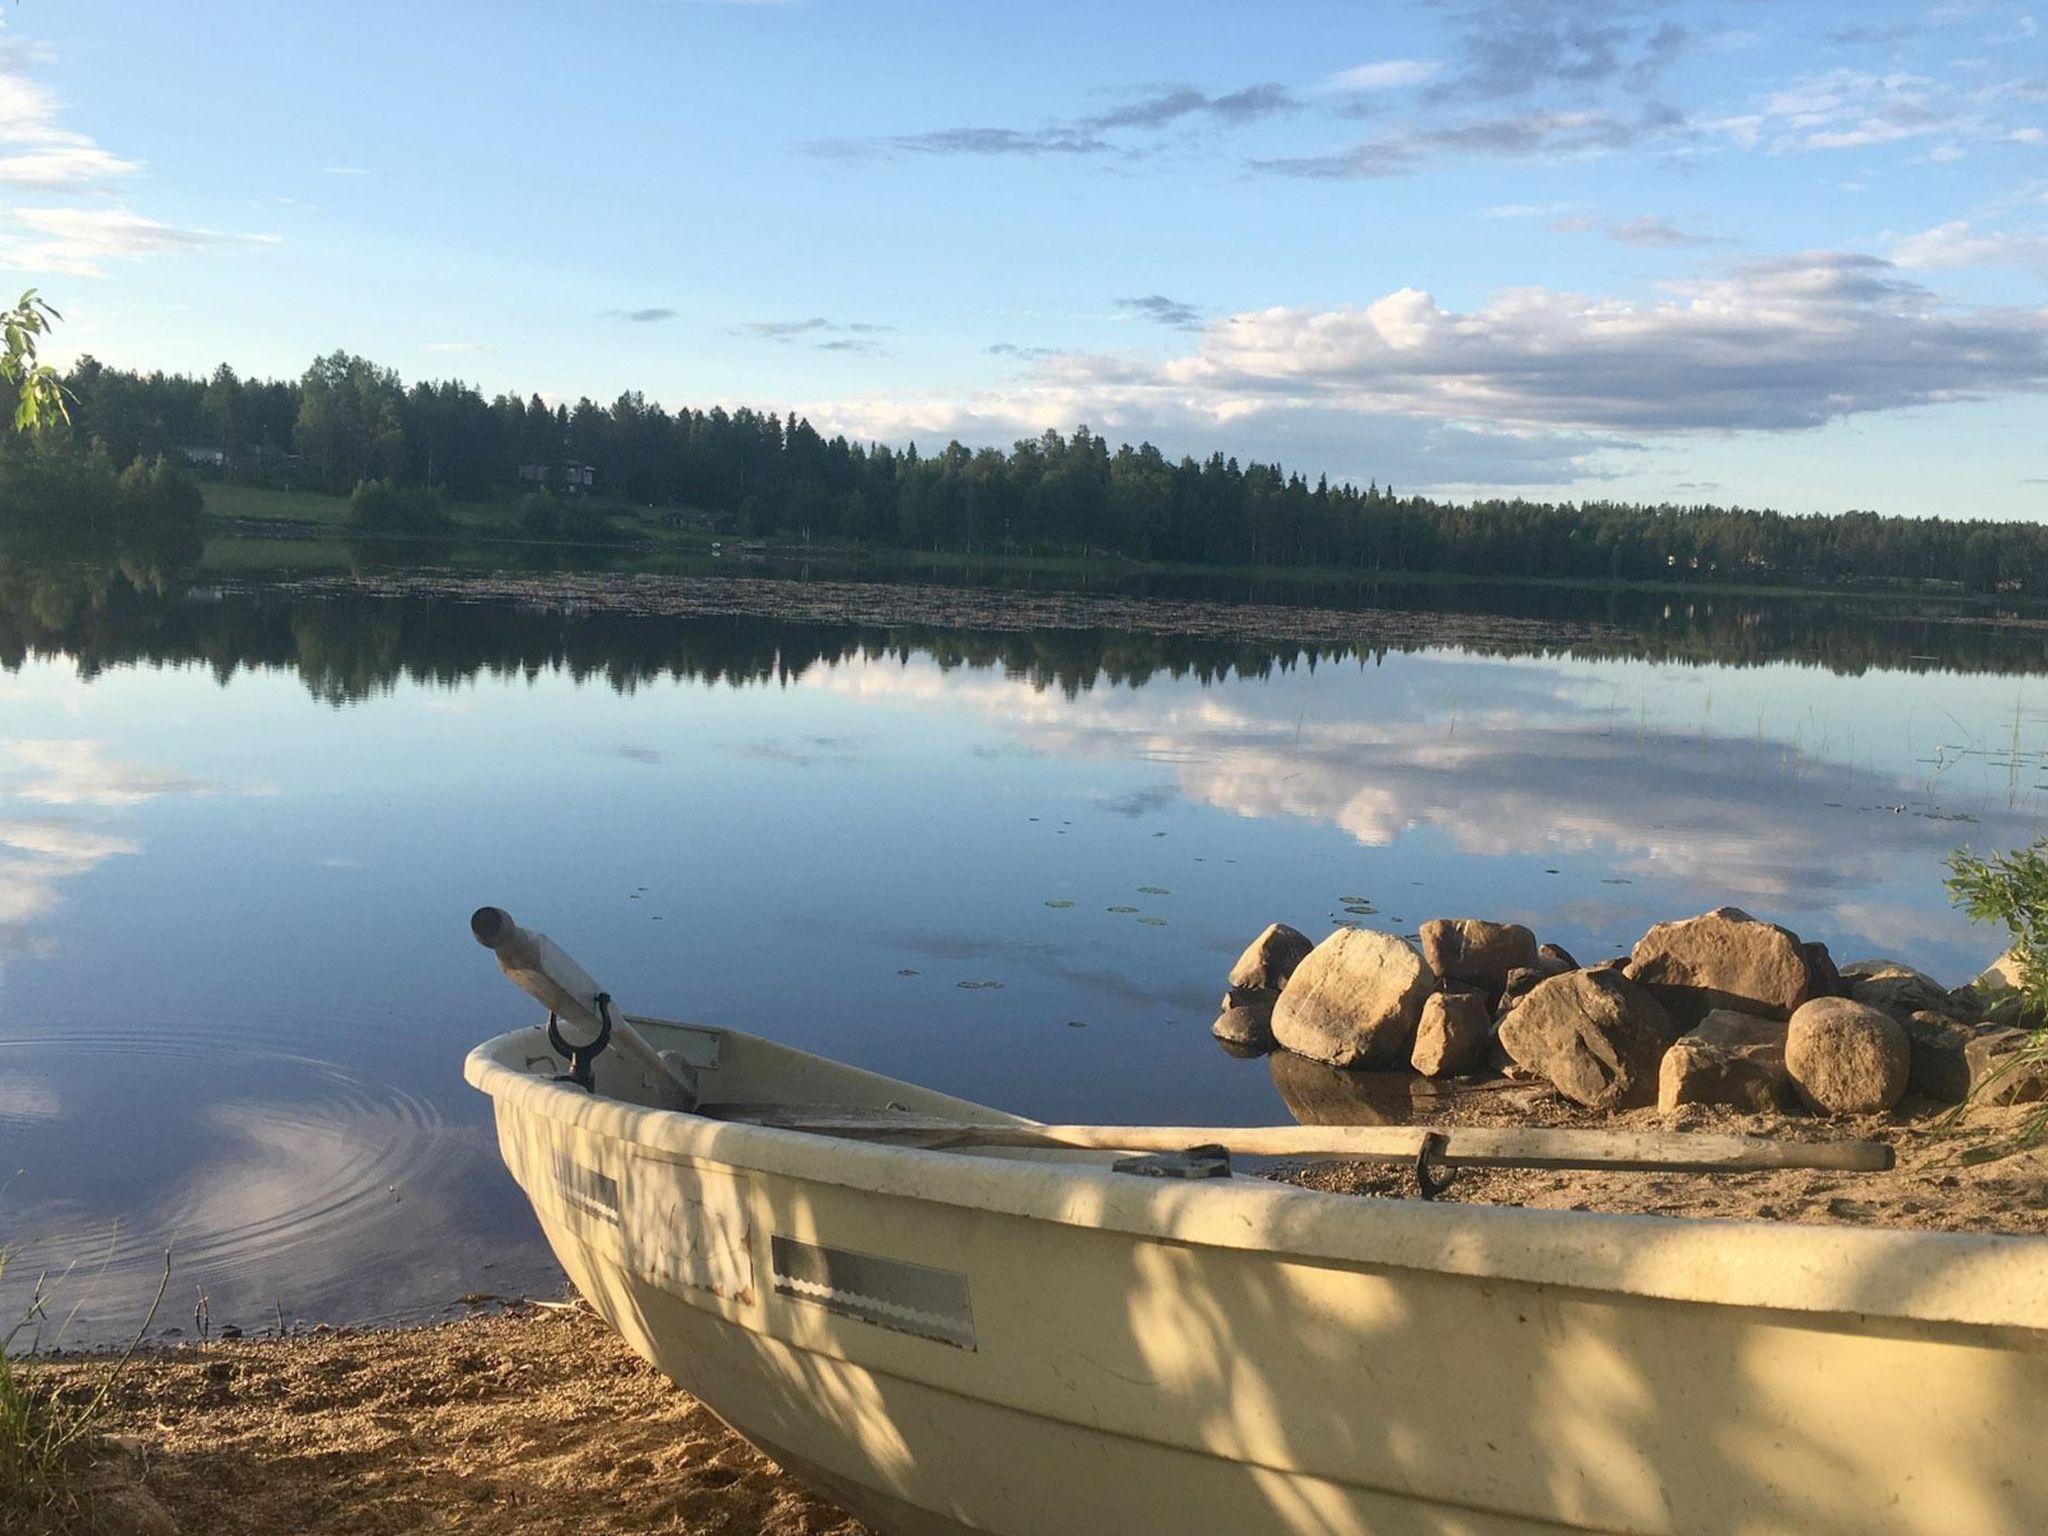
[770,1236,975,1350]
[552,1148,620,1224]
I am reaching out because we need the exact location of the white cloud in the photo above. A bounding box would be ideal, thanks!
[1710,69,2003,154]
[425,340,483,353]
[0,206,279,276]
[0,144,140,187]
[1890,218,2048,270]
[0,29,140,191]
[810,252,2048,467]
[0,21,267,271]
[1327,59,1440,91]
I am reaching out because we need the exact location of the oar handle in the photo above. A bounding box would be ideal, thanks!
[471,906,695,1110]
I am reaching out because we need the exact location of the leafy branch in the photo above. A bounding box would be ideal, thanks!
[1946,842,2048,1148]
[1,290,72,435]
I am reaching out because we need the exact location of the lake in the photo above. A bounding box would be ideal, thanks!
[3,560,2043,1345]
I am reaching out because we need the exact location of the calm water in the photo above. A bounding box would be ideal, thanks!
[3,569,2045,1344]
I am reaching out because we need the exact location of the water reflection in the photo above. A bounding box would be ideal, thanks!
[3,544,2045,1343]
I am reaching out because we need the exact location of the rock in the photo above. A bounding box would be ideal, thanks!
[1657,1009,1791,1113]
[1803,941,1843,999]
[1950,949,2041,1030]
[1418,918,1539,997]
[1784,996,1910,1115]
[1536,943,1578,976]
[1496,968,1683,1110]
[1411,990,1494,1077]
[1903,1011,1977,1104]
[1210,993,1275,1052]
[1271,928,1435,1068]
[1840,959,1960,1023]
[1227,922,1314,994]
[78,1436,180,1536]
[1494,967,1546,1022]
[1628,907,1821,1023]
[1964,1027,2048,1105]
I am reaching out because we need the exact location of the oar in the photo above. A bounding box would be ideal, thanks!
[471,906,695,1111]
[742,1112,1895,1174]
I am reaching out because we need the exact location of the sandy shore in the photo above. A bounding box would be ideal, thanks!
[52,1306,868,1536]
[1270,1090,2048,1233]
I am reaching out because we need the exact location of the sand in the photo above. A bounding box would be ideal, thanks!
[1269,1090,2048,1234]
[50,1306,869,1536]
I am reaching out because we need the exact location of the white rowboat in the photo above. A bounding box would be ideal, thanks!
[467,1002,2048,1536]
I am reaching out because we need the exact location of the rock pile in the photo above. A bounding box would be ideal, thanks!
[1212,904,2048,1119]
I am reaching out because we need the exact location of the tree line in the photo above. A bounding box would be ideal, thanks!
[27,349,2048,594]
[8,539,2048,702]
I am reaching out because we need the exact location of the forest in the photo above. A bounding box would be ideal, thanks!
[14,349,2046,594]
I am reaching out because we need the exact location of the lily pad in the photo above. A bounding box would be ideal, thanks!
[1065,1019,1087,1029]
[1136,915,1169,927]
[956,979,1004,990]
[1043,899,1076,909]
[897,969,920,977]
[1136,885,1171,895]
[1107,904,1139,913]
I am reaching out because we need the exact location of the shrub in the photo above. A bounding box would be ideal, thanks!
[114,455,203,526]
[1946,841,2048,1147]
[515,490,562,538]
[347,478,453,536]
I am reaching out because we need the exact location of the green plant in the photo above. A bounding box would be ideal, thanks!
[1,1251,170,1534]
[1945,841,2048,1148]
[347,478,454,536]
[1,291,70,434]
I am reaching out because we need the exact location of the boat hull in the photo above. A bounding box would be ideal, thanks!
[470,1022,2048,1536]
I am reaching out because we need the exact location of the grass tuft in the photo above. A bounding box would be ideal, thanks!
[1,1250,170,1534]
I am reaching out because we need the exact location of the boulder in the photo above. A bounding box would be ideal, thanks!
[1657,1009,1791,1113]
[1536,943,1579,976]
[1419,918,1538,998]
[1949,949,2041,1031]
[1628,907,1821,1023]
[1840,959,1959,1023]
[1803,941,1843,999]
[1210,993,1275,1052]
[1494,966,1546,1022]
[1784,996,1909,1115]
[1902,1010,1977,1104]
[1270,927,1435,1068]
[1496,968,1683,1110]
[1411,990,1494,1078]
[1964,1028,2048,1105]
[1227,922,1315,995]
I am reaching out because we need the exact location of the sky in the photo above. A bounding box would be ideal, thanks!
[0,0,2045,516]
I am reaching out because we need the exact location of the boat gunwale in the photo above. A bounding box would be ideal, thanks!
[465,1025,2048,1337]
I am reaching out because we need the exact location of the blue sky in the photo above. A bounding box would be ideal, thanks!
[1,0,2045,514]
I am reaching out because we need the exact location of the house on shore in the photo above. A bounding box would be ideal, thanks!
[517,462,597,495]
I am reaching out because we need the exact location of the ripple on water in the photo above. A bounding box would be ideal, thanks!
[0,1026,546,1346]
